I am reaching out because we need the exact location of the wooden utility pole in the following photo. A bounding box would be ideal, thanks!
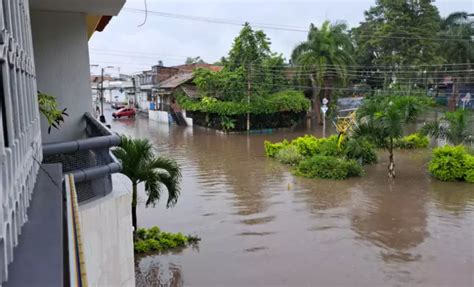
[448,77,458,111]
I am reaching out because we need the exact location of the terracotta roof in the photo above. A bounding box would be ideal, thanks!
[174,63,223,72]
[159,72,194,89]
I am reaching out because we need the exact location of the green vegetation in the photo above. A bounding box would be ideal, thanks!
[265,135,377,180]
[113,136,182,231]
[395,133,430,149]
[38,92,69,133]
[352,96,429,177]
[292,21,353,124]
[296,155,363,180]
[422,110,473,145]
[176,90,310,116]
[134,226,201,254]
[428,145,474,183]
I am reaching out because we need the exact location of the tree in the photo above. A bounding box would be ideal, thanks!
[185,56,205,65]
[421,109,473,145]
[113,136,182,231]
[224,22,271,72]
[353,96,427,177]
[353,0,442,68]
[292,21,353,124]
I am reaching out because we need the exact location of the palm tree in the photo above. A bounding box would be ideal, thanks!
[353,96,427,178]
[291,20,353,124]
[421,109,473,145]
[112,136,182,231]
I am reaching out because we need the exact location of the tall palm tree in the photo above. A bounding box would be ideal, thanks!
[112,136,182,231]
[421,109,473,145]
[353,96,427,178]
[291,20,353,124]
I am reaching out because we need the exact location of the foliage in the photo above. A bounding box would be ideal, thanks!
[296,155,363,180]
[264,140,289,157]
[289,135,340,157]
[134,226,201,254]
[352,0,442,68]
[185,56,205,64]
[275,145,303,166]
[38,92,69,133]
[193,68,246,101]
[428,145,474,183]
[112,136,182,230]
[220,116,236,132]
[395,133,430,149]
[292,20,353,123]
[353,95,429,177]
[438,12,474,68]
[343,137,378,164]
[421,110,473,145]
[176,90,310,116]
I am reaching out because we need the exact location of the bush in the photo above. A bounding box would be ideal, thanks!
[296,155,363,180]
[428,145,473,182]
[275,145,303,165]
[395,133,429,149]
[343,138,378,164]
[134,226,201,254]
[264,140,289,157]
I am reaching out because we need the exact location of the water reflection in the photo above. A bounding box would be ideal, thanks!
[350,152,429,263]
[108,110,474,286]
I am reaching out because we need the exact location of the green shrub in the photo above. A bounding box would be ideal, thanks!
[428,145,471,182]
[465,169,474,183]
[315,135,341,157]
[275,145,303,165]
[343,138,378,164]
[134,240,151,253]
[134,226,201,254]
[395,133,429,149]
[290,135,320,157]
[296,155,363,180]
[264,140,289,157]
[463,154,474,183]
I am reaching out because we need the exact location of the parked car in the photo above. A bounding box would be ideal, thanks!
[112,108,135,119]
[111,102,125,109]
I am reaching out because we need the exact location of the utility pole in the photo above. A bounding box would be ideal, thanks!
[449,77,458,111]
[132,77,137,108]
[246,63,252,132]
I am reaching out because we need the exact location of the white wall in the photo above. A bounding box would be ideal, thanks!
[149,110,170,123]
[31,11,92,143]
[79,174,135,287]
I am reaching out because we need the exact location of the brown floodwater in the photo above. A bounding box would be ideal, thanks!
[108,110,474,287]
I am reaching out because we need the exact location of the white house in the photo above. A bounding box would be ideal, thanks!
[0,1,134,286]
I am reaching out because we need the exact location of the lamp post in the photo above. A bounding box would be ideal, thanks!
[321,97,329,138]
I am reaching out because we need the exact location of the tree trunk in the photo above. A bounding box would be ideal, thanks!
[309,74,322,124]
[132,181,138,232]
[388,138,395,178]
[324,78,332,103]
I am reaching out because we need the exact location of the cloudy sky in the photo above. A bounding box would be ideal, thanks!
[89,0,472,75]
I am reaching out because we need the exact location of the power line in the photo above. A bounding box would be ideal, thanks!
[123,8,472,42]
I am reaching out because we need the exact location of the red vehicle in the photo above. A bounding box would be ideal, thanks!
[112,108,136,119]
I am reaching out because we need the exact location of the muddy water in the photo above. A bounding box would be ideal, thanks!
[109,112,473,287]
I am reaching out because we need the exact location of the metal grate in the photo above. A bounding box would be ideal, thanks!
[43,113,121,204]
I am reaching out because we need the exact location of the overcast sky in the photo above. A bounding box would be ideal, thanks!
[89,0,473,75]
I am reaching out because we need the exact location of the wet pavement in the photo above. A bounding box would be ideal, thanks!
[106,109,474,287]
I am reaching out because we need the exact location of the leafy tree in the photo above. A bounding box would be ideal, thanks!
[185,56,205,65]
[353,0,442,68]
[224,22,271,72]
[292,21,353,124]
[113,136,182,231]
[38,92,69,133]
[421,109,473,145]
[353,96,428,177]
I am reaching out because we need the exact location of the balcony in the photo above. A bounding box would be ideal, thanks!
[4,113,122,286]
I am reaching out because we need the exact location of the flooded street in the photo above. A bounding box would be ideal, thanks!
[109,111,473,287]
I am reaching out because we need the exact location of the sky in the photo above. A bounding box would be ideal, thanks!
[89,0,473,75]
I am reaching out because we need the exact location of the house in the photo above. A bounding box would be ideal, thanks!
[138,63,223,124]
[1,1,134,286]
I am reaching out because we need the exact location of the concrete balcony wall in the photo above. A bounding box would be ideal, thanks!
[79,173,135,287]
[31,10,93,143]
